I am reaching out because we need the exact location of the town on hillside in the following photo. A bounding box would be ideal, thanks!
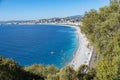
[0,15,82,26]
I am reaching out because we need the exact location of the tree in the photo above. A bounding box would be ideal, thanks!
[59,66,77,80]
[81,0,120,80]
[0,56,43,80]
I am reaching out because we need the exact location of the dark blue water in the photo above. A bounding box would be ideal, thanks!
[0,24,77,68]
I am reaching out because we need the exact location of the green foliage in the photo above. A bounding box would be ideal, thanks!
[0,57,22,80]
[0,56,96,80]
[76,65,96,80]
[0,56,44,80]
[58,66,77,80]
[95,57,118,80]
[81,0,120,80]
[24,64,59,79]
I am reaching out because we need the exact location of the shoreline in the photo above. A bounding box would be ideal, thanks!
[65,25,93,70]
[1,23,93,70]
[23,23,94,70]
[19,23,94,70]
[51,23,93,70]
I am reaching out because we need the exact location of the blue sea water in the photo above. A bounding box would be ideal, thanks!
[0,24,78,68]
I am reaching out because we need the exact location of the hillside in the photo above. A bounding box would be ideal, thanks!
[0,0,120,80]
[81,0,120,79]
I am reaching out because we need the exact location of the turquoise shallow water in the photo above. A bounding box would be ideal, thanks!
[0,24,78,68]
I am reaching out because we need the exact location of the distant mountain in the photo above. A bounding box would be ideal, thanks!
[67,15,83,18]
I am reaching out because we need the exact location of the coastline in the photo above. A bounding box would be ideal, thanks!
[33,23,93,70]
[1,23,93,70]
[50,23,93,70]
[38,23,94,70]
[65,25,93,70]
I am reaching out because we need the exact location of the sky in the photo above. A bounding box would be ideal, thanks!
[0,0,109,21]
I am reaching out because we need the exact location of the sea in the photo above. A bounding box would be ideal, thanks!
[0,24,78,68]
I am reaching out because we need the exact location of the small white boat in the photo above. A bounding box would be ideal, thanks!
[51,51,55,55]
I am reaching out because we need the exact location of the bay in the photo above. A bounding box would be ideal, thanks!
[0,24,78,68]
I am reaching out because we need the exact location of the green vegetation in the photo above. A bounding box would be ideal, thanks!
[0,57,44,80]
[0,56,95,80]
[81,0,120,80]
[0,0,120,80]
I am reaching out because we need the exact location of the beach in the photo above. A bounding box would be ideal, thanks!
[26,23,94,69]
[50,23,94,70]
[68,25,93,70]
